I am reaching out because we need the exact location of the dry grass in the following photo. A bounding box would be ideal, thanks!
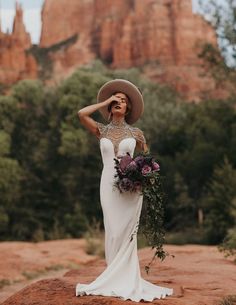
[0,279,11,289]
[21,264,65,280]
[217,295,236,305]
[83,218,105,258]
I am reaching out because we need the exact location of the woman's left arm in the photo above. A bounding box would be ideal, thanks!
[136,140,149,153]
[133,127,149,153]
[143,142,149,153]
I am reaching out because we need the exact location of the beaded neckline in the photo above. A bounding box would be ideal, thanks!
[97,121,146,157]
[102,120,133,156]
[108,118,127,127]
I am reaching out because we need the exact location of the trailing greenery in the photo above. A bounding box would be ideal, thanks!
[0,60,235,253]
[141,160,172,273]
[113,151,171,272]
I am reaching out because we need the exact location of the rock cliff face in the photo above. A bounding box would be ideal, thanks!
[39,0,219,101]
[0,0,223,100]
[0,3,37,85]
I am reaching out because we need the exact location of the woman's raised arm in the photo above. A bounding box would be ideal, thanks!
[77,95,120,136]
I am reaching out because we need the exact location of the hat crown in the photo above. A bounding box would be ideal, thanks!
[97,79,144,124]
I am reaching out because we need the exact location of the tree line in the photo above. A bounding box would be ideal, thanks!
[0,61,235,255]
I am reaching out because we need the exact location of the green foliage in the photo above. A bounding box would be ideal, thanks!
[0,157,22,202]
[58,124,89,157]
[201,157,236,244]
[219,227,236,262]
[0,60,235,248]
[167,172,195,230]
[198,43,236,96]
[141,171,170,273]
[199,0,236,67]
[165,227,207,245]
[0,83,8,95]
[0,130,11,156]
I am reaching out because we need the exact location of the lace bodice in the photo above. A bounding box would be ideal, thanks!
[96,120,146,157]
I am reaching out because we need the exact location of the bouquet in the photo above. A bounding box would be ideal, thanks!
[114,152,160,194]
[114,152,173,273]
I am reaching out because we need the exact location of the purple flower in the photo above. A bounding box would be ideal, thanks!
[152,162,160,171]
[127,161,138,171]
[141,165,152,175]
[119,178,133,192]
[134,155,145,168]
[119,154,133,172]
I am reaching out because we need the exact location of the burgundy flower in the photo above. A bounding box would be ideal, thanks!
[141,165,152,175]
[134,155,145,168]
[152,162,160,171]
[119,154,133,172]
[127,161,138,171]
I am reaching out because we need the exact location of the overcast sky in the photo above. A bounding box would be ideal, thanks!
[0,0,44,43]
[0,0,220,44]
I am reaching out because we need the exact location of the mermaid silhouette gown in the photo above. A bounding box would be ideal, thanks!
[75,121,173,302]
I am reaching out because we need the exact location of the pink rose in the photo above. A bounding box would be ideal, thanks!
[152,162,160,171]
[141,165,152,175]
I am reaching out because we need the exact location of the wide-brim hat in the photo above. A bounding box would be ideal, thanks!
[97,79,144,124]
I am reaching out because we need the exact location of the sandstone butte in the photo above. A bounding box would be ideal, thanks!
[0,240,236,305]
[0,2,38,85]
[0,0,228,101]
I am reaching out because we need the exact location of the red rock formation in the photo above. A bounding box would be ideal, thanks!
[12,2,31,49]
[39,0,219,101]
[39,0,127,82]
[0,2,38,85]
[0,0,226,100]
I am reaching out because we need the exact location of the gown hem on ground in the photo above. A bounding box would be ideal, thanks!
[76,284,174,302]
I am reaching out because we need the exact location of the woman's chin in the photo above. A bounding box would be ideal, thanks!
[112,110,125,115]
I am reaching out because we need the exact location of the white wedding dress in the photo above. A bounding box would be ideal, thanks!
[75,121,173,302]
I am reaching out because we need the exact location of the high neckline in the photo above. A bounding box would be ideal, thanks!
[109,118,127,127]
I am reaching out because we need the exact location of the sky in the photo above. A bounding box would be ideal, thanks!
[0,0,44,44]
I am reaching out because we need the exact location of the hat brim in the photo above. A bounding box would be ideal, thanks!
[97,79,144,124]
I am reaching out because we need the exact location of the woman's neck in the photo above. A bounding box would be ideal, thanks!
[110,116,126,126]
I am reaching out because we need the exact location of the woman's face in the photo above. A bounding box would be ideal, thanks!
[111,92,129,116]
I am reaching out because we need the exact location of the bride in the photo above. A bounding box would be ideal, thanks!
[75,79,173,302]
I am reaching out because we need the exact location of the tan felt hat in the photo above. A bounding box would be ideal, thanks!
[97,79,144,124]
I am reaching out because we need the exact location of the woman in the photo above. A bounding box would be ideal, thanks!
[75,79,173,302]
